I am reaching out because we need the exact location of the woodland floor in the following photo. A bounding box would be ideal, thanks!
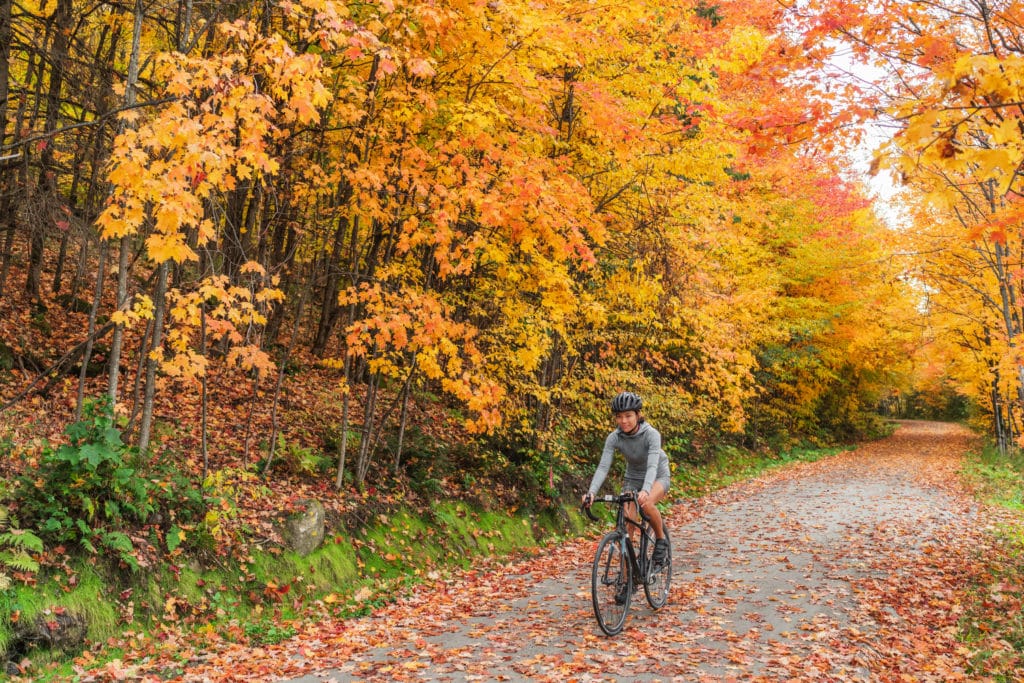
[75,420,1021,682]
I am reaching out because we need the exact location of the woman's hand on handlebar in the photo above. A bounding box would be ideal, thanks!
[581,492,593,508]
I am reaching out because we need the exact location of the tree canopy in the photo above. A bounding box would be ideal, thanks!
[0,0,1010,488]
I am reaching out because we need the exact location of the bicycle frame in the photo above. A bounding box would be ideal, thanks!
[599,493,651,577]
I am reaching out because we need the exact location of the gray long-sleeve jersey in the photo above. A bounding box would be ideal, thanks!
[586,421,670,497]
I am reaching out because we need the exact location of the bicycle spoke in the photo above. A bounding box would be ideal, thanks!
[591,532,631,635]
[643,527,672,609]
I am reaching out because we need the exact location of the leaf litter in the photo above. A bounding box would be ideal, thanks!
[72,421,1021,682]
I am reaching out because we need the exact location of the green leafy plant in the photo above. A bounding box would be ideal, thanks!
[15,398,154,569]
[243,620,297,645]
[262,433,330,476]
[0,507,42,590]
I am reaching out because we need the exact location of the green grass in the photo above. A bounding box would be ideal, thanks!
[963,444,1024,510]
[958,444,1024,680]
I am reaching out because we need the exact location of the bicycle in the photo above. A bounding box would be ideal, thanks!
[583,491,672,636]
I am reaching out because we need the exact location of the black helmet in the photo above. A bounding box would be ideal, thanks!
[610,391,643,413]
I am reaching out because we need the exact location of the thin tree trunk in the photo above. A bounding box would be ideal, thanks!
[69,232,88,301]
[126,316,152,436]
[355,369,381,486]
[335,354,352,490]
[177,0,195,52]
[75,243,106,419]
[0,0,11,142]
[28,0,73,302]
[263,288,308,477]
[52,229,69,293]
[243,370,259,466]
[393,361,416,473]
[107,0,144,405]
[312,213,352,356]
[0,0,13,299]
[0,219,14,298]
[200,303,209,480]
[0,20,43,290]
[335,294,361,490]
[108,238,131,402]
[137,263,168,457]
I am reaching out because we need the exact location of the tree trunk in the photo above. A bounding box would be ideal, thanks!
[137,262,168,457]
[28,0,73,302]
[51,229,69,293]
[0,0,11,141]
[220,180,253,278]
[0,19,44,293]
[263,288,308,477]
[312,212,353,357]
[107,0,145,404]
[75,244,106,419]
[355,369,381,486]
[0,0,13,300]
[393,361,416,473]
[200,304,209,479]
[335,350,353,490]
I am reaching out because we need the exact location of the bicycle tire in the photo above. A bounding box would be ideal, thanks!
[643,526,671,609]
[591,530,631,635]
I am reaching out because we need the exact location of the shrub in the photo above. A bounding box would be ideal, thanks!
[15,398,155,568]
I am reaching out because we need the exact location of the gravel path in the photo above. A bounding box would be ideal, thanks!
[272,420,991,682]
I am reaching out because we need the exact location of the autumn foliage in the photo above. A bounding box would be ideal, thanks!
[783,0,1024,451]
[0,3,919,496]
[4,0,1024,677]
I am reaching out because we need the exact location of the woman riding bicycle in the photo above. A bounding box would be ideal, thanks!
[582,391,671,569]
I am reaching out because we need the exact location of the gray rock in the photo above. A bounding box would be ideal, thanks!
[280,499,325,556]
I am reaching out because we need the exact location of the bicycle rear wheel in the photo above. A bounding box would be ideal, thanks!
[591,531,631,636]
[643,526,671,609]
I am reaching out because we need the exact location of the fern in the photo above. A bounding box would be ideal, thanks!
[0,551,39,573]
[0,530,44,554]
[103,531,137,568]
[0,506,43,588]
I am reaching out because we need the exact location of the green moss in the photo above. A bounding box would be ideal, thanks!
[430,501,482,564]
[358,508,448,579]
[55,570,118,641]
[302,537,360,589]
[0,565,119,660]
[476,511,534,554]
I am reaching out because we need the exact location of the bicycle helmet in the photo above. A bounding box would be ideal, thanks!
[610,391,643,413]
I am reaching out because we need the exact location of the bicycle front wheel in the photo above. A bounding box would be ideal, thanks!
[591,531,631,636]
[643,526,671,609]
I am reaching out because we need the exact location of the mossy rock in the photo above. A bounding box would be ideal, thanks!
[12,607,87,654]
[279,499,325,556]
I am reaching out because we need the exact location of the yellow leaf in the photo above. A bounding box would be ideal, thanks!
[240,260,266,276]
[146,232,198,264]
